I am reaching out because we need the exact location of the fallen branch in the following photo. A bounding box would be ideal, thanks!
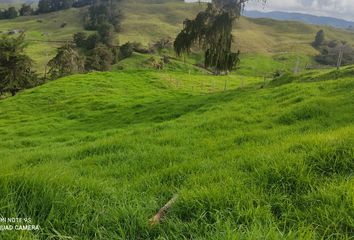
[149,194,179,226]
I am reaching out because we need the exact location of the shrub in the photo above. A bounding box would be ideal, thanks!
[119,42,134,61]
[85,33,101,50]
[86,43,114,71]
[47,43,85,79]
[0,34,37,96]
[19,4,34,16]
[0,7,18,19]
[73,32,88,49]
[131,42,150,54]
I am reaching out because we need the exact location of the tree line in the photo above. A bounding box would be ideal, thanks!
[37,0,93,14]
[0,6,20,19]
[0,33,132,97]
[48,0,125,78]
[0,0,121,20]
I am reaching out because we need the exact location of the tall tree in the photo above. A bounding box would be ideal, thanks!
[73,32,88,49]
[73,0,95,8]
[174,0,262,74]
[47,43,85,79]
[85,43,113,71]
[37,0,52,13]
[98,23,115,47]
[5,7,18,19]
[0,34,37,96]
[19,4,34,16]
[85,33,101,50]
[37,0,74,13]
[313,29,325,48]
[84,0,122,32]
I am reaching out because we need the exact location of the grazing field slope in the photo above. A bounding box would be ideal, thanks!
[0,1,353,239]
[0,60,353,239]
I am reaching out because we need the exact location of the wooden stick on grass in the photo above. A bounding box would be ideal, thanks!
[149,194,179,226]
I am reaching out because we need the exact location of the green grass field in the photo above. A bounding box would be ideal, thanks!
[0,54,353,238]
[1,0,354,239]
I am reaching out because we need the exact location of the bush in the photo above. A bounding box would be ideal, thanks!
[151,38,173,54]
[48,43,85,79]
[315,40,354,66]
[0,7,18,19]
[85,33,101,50]
[84,2,123,32]
[131,42,150,54]
[98,23,115,47]
[149,57,164,70]
[37,0,74,14]
[86,43,114,71]
[0,34,37,96]
[312,29,325,47]
[73,32,88,49]
[19,4,34,16]
[119,42,134,61]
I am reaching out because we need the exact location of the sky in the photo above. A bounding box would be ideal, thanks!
[186,0,354,21]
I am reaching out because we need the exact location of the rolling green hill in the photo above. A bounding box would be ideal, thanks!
[1,0,354,73]
[0,56,353,239]
[1,1,353,239]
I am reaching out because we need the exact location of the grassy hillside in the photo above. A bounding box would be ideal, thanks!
[1,1,353,239]
[0,55,353,238]
[0,7,88,74]
[1,0,354,73]
[120,1,354,55]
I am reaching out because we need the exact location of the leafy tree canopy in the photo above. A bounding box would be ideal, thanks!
[0,34,37,96]
[85,43,114,71]
[48,43,85,79]
[313,29,325,48]
[174,0,262,74]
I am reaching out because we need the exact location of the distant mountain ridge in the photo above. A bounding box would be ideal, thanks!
[244,10,354,30]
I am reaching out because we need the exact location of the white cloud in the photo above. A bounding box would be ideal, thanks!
[246,0,354,21]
